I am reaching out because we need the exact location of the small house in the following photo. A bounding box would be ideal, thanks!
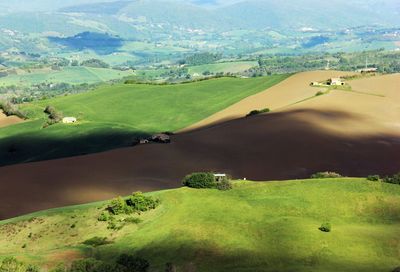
[328,78,344,86]
[62,117,77,124]
[214,173,227,182]
[151,133,171,143]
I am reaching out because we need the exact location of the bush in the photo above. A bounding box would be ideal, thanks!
[126,192,160,213]
[69,258,102,272]
[315,91,324,96]
[319,223,331,232]
[0,257,27,272]
[43,105,63,126]
[183,172,216,188]
[311,171,342,179]
[107,197,129,215]
[0,100,27,119]
[216,179,232,191]
[383,173,400,185]
[97,212,110,221]
[82,237,111,247]
[367,175,380,181]
[246,108,270,117]
[117,254,149,272]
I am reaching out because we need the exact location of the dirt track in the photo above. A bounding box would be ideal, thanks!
[0,111,23,128]
[0,72,399,219]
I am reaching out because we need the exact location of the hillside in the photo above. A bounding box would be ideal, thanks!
[0,75,288,166]
[1,179,399,271]
[1,72,399,219]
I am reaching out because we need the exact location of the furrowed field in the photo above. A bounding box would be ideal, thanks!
[1,179,399,272]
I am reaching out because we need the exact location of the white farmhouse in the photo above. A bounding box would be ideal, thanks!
[62,117,77,124]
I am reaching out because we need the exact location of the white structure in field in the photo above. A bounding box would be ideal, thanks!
[62,117,77,124]
[214,173,227,182]
[328,78,344,86]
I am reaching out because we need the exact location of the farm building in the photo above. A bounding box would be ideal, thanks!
[328,78,345,86]
[357,67,378,73]
[62,117,77,124]
[214,173,227,182]
[151,133,171,143]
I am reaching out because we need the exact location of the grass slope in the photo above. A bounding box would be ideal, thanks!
[1,179,399,271]
[0,67,134,87]
[0,75,289,165]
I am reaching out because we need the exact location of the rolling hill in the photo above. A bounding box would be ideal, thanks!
[0,75,289,167]
[0,72,399,219]
[1,178,399,271]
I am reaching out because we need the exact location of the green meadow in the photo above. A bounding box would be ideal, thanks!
[1,178,399,271]
[0,75,289,165]
[0,67,134,87]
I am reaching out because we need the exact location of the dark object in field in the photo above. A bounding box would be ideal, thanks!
[311,171,342,179]
[367,175,380,181]
[392,267,400,272]
[319,223,331,232]
[246,108,270,117]
[151,133,171,143]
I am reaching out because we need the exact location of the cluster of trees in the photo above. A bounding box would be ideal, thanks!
[43,105,63,127]
[367,173,400,185]
[98,192,160,230]
[181,52,223,66]
[0,257,39,272]
[246,49,400,76]
[310,172,342,179]
[80,59,110,69]
[0,100,27,119]
[183,172,232,191]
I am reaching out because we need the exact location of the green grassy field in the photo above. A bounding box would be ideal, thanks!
[1,178,399,271]
[0,75,289,165]
[0,67,134,87]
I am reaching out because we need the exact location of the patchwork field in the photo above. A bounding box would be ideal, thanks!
[1,179,399,272]
[0,66,134,86]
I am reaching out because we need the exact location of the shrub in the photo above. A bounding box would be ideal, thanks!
[49,263,66,272]
[43,105,63,126]
[0,257,26,272]
[246,108,270,117]
[0,100,27,119]
[383,173,400,185]
[311,171,342,179]
[69,258,102,272]
[107,217,123,231]
[216,179,233,191]
[82,237,112,247]
[367,175,380,181]
[126,192,160,213]
[319,223,331,232]
[183,172,216,188]
[117,254,149,272]
[107,197,129,215]
[97,212,110,221]
[315,91,324,96]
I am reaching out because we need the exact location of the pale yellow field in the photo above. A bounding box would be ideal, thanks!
[182,70,357,131]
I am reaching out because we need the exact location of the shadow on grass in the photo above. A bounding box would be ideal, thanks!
[89,239,398,272]
[0,128,150,166]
